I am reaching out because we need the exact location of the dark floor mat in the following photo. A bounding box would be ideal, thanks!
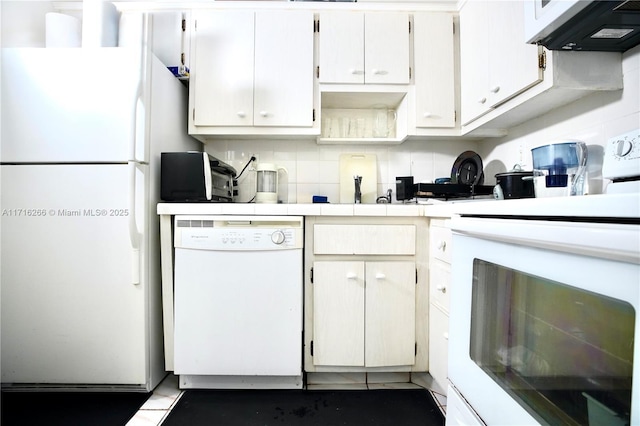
[0,391,151,426]
[163,388,444,426]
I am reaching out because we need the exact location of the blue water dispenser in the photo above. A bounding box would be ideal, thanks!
[531,141,588,197]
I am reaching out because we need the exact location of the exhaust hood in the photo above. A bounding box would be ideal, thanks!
[526,0,640,52]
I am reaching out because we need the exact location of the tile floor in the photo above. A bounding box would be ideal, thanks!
[126,374,447,426]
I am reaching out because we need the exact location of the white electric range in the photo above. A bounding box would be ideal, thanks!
[445,130,640,426]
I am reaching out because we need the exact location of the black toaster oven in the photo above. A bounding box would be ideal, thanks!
[161,152,237,202]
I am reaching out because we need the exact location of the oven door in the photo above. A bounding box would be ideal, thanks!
[449,216,639,425]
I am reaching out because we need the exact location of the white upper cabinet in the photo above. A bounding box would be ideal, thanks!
[189,9,314,134]
[318,12,410,85]
[460,1,542,126]
[459,0,621,134]
[254,10,314,127]
[191,10,254,127]
[486,2,542,108]
[413,12,456,128]
[459,0,491,125]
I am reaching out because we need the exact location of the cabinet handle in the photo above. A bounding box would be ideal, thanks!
[237,111,246,118]
[423,112,432,118]
[490,86,501,93]
[443,332,449,340]
[478,97,487,104]
[349,68,365,75]
[438,241,447,251]
[371,69,388,75]
[436,284,447,293]
[259,111,268,117]
[346,272,358,280]
[375,273,386,280]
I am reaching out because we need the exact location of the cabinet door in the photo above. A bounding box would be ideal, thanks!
[364,12,410,84]
[413,13,455,128]
[318,12,365,84]
[313,261,365,366]
[429,304,449,392]
[486,1,542,108]
[191,10,254,126]
[459,1,490,126]
[318,12,409,85]
[365,261,416,367]
[254,10,314,126]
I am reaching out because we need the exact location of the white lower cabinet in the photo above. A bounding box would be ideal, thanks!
[428,304,449,391]
[313,260,416,367]
[428,218,452,394]
[304,217,428,376]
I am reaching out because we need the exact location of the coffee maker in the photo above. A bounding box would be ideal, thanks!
[531,141,588,197]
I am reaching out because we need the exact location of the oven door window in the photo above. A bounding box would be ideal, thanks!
[470,259,634,425]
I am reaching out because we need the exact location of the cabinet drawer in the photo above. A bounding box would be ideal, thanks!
[429,225,452,264]
[429,259,451,313]
[314,225,416,255]
[447,384,484,425]
[428,304,449,392]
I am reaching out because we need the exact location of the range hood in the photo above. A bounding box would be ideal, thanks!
[529,0,640,52]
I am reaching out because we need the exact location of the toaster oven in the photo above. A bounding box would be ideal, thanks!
[161,152,237,202]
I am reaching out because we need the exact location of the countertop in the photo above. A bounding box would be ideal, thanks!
[157,200,467,217]
[157,193,640,219]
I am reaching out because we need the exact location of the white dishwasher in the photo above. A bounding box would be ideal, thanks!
[173,215,304,389]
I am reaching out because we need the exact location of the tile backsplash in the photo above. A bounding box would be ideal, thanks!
[205,140,478,204]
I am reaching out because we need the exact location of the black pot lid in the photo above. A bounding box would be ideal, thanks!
[451,151,484,186]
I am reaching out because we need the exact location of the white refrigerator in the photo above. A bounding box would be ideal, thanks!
[0,47,199,391]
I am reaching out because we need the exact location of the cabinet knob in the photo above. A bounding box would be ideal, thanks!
[259,111,268,117]
[375,273,386,280]
[237,111,246,118]
[436,284,447,293]
[490,86,501,93]
[443,332,449,340]
[346,272,358,280]
[478,97,487,104]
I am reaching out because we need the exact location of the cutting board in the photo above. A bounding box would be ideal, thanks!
[339,154,377,204]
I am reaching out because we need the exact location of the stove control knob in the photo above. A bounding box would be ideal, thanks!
[615,139,633,158]
[271,230,286,245]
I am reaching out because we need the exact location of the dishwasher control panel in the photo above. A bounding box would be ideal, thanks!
[174,215,303,250]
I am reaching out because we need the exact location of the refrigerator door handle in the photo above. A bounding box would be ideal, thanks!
[128,161,141,285]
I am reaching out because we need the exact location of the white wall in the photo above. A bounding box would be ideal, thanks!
[476,45,640,195]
